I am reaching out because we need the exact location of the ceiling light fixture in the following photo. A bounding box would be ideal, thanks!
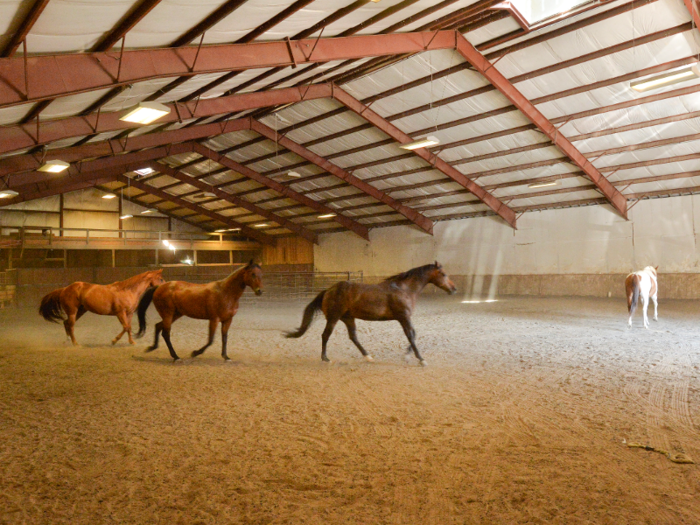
[119,102,171,125]
[134,167,155,176]
[287,171,301,178]
[253,223,269,228]
[102,194,117,199]
[528,180,560,189]
[399,136,440,150]
[119,214,133,220]
[38,160,70,173]
[0,189,19,199]
[630,64,700,92]
[317,213,336,219]
[141,209,155,214]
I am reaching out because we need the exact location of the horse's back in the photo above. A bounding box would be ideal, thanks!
[322,280,408,321]
[154,280,222,319]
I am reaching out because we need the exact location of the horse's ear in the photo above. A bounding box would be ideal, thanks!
[247,259,255,267]
[434,260,442,268]
[655,266,659,270]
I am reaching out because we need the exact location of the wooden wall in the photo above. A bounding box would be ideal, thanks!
[262,237,314,267]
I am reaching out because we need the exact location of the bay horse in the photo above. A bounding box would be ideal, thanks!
[625,265,658,329]
[136,261,263,361]
[39,269,165,345]
[286,261,456,366]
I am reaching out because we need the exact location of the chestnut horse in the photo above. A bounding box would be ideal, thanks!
[39,269,165,345]
[136,261,263,361]
[286,262,456,366]
[625,265,658,329]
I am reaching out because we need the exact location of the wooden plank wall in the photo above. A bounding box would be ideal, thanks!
[262,237,314,267]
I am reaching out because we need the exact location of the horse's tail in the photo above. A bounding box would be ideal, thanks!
[136,286,157,338]
[39,288,65,323]
[285,290,326,338]
[626,274,641,316]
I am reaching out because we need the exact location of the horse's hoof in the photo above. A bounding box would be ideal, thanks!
[111,340,117,346]
[365,355,374,363]
[419,359,428,367]
[172,358,181,364]
[191,351,201,358]
[144,346,156,353]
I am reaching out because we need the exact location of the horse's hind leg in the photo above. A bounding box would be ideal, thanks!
[192,318,219,358]
[63,305,83,346]
[321,318,339,363]
[642,295,650,329]
[146,321,163,352]
[342,316,372,362]
[398,317,426,366]
[652,293,658,321]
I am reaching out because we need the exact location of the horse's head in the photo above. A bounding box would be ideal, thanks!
[148,269,165,287]
[429,261,457,295]
[243,260,263,296]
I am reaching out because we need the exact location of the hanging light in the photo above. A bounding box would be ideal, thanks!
[38,160,70,173]
[102,194,117,199]
[399,136,440,150]
[141,209,156,214]
[287,171,301,178]
[253,223,269,228]
[119,102,171,124]
[630,64,700,92]
[528,180,560,189]
[134,167,155,176]
[317,213,336,219]
[0,189,19,199]
[119,214,133,220]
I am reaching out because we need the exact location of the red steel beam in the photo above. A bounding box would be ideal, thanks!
[144,160,319,244]
[249,119,434,235]
[0,172,119,207]
[331,86,517,229]
[0,31,457,108]
[683,0,700,32]
[92,0,164,52]
[454,32,628,219]
[190,142,371,240]
[116,175,276,245]
[0,0,51,57]
[0,119,251,178]
[0,85,332,155]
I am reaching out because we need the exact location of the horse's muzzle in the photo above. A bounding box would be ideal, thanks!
[254,289,263,296]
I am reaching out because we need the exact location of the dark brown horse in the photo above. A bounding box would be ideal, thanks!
[286,262,456,366]
[39,269,165,345]
[136,261,263,361]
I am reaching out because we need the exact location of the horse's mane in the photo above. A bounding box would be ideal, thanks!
[383,263,437,283]
[224,262,261,282]
[113,270,157,291]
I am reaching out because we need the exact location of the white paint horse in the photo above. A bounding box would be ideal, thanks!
[625,266,658,329]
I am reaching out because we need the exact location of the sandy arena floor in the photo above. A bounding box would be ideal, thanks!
[2,294,700,524]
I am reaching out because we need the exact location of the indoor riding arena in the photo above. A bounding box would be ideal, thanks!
[3,0,700,523]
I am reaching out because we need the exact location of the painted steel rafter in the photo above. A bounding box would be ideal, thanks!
[248,120,434,234]
[117,175,274,244]
[143,160,319,244]
[453,33,628,219]
[0,85,332,156]
[190,143,372,240]
[93,0,164,52]
[0,0,50,57]
[330,87,517,228]
[0,31,457,108]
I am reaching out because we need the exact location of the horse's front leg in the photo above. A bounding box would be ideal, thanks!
[191,318,219,358]
[112,310,133,345]
[398,317,426,366]
[220,317,233,361]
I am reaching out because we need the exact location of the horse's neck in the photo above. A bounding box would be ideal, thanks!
[400,274,431,295]
[117,274,152,295]
[222,270,246,297]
